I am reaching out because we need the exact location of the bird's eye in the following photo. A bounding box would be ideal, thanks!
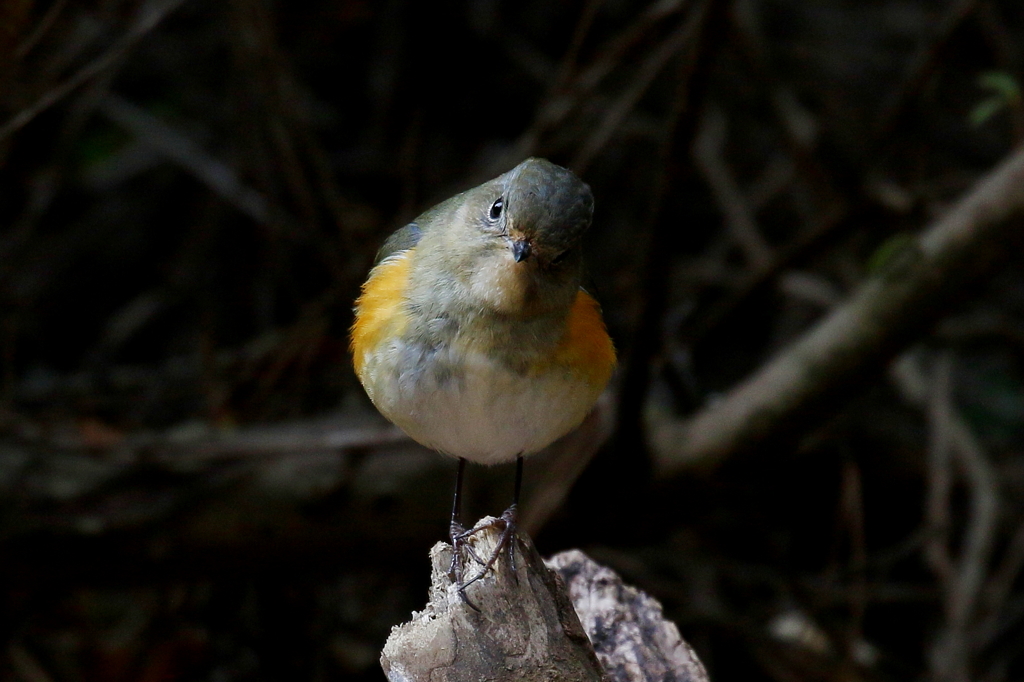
[489,198,504,221]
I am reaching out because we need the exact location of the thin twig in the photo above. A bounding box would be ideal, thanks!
[926,353,955,590]
[572,7,705,173]
[978,520,1024,643]
[894,350,999,682]
[947,401,999,631]
[499,0,686,172]
[609,0,724,462]
[14,0,69,58]
[99,95,271,225]
[926,352,999,682]
[873,0,983,144]
[678,1,848,346]
[693,104,774,269]
[8,408,407,464]
[0,0,188,142]
[549,0,604,92]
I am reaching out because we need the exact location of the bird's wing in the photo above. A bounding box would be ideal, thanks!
[374,192,468,265]
[375,222,422,264]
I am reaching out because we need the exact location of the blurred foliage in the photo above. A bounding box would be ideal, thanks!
[971,70,1021,126]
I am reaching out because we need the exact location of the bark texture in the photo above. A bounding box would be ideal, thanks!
[548,550,709,682]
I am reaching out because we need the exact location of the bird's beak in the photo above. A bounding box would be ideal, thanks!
[511,239,532,263]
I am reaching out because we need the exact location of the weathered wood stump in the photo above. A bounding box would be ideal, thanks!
[380,517,709,682]
[548,549,709,682]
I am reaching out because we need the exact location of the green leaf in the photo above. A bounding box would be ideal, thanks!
[978,71,1022,102]
[867,232,916,275]
[970,97,1007,127]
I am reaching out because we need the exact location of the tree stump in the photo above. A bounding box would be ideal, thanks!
[380,517,709,682]
[548,550,709,682]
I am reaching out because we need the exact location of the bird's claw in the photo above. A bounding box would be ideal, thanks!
[455,505,520,593]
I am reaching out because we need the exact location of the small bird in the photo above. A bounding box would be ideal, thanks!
[351,158,615,591]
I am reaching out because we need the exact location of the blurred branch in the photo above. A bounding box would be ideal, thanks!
[873,0,982,144]
[572,5,706,173]
[678,1,849,345]
[9,410,405,465]
[549,0,604,95]
[895,351,998,682]
[499,0,687,173]
[692,104,774,269]
[0,406,602,561]
[0,410,426,558]
[944,391,998,639]
[100,95,271,225]
[14,0,69,59]
[924,354,955,588]
[652,143,1024,473]
[603,0,729,505]
[8,641,55,682]
[0,0,187,143]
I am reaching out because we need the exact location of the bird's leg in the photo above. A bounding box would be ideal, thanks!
[459,456,523,591]
[448,457,468,579]
[448,458,483,608]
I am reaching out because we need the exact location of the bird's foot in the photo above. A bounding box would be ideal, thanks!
[448,520,484,610]
[456,504,520,593]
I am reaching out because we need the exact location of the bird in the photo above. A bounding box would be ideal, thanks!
[350,157,615,594]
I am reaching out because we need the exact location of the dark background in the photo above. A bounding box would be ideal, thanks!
[2,0,1024,680]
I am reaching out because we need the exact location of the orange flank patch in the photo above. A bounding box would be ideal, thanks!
[350,252,413,377]
[547,290,616,387]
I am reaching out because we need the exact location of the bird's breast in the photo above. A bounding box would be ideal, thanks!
[351,250,615,463]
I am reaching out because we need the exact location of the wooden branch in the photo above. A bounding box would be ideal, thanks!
[0,410,434,565]
[651,143,1024,474]
[0,404,617,582]
[380,518,709,682]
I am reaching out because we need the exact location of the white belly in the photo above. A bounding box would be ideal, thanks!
[360,340,597,464]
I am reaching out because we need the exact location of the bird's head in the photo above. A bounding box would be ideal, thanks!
[433,158,594,317]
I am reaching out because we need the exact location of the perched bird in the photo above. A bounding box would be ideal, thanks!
[351,158,615,591]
